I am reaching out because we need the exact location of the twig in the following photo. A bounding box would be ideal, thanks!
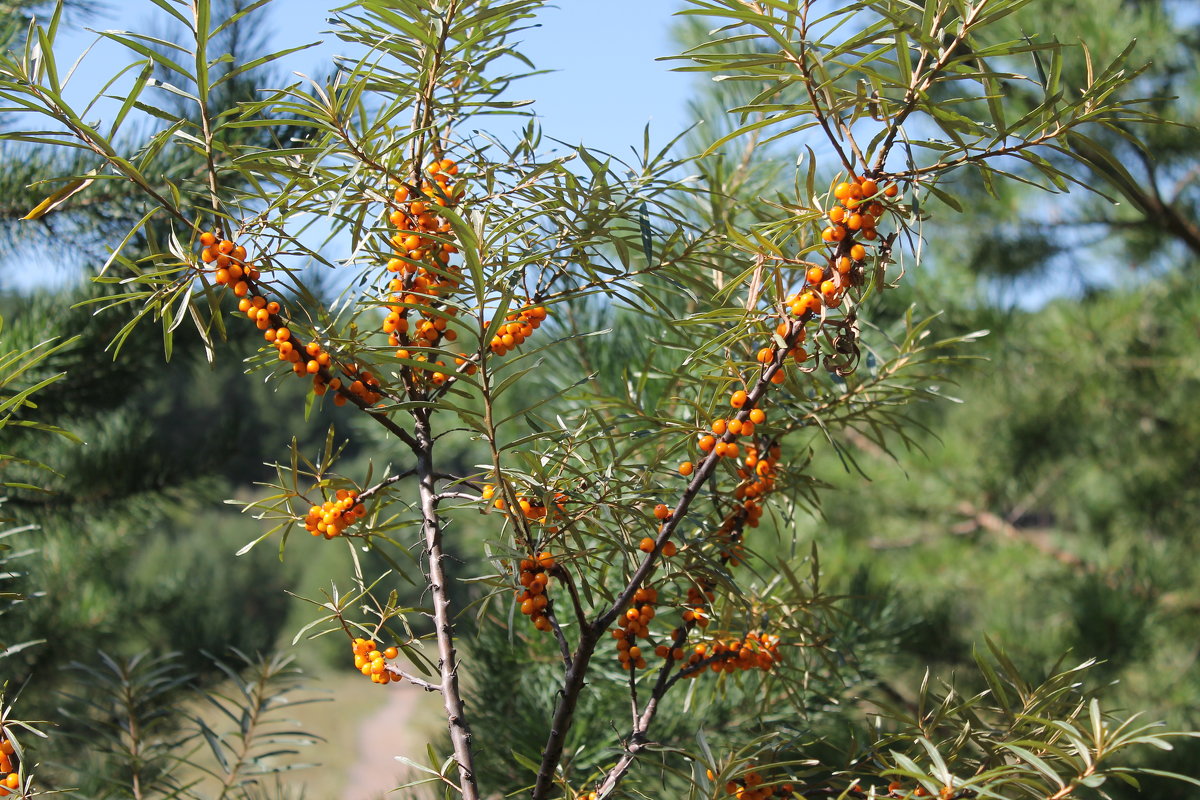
[383,662,442,693]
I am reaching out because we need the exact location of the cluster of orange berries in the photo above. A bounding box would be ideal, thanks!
[691,632,783,676]
[515,552,556,632]
[199,232,261,297]
[0,734,18,796]
[613,585,659,670]
[696,398,769,460]
[733,441,781,502]
[483,485,566,523]
[196,231,384,406]
[314,363,384,406]
[707,441,779,564]
[758,322,809,369]
[807,176,899,308]
[311,367,379,406]
[637,504,680,556]
[710,766,793,800]
[351,637,402,685]
[304,489,366,538]
[384,160,468,388]
[487,305,548,356]
[680,581,715,629]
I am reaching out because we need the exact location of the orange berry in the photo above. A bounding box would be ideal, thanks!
[679,461,694,476]
[199,231,217,247]
[662,541,678,557]
[860,179,878,196]
[639,537,655,553]
[749,408,765,424]
[884,183,899,197]
[730,390,748,409]
[698,435,716,453]
[805,266,824,284]
[833,182,853,200]
[849,243,866,261]
[653,503,670,520]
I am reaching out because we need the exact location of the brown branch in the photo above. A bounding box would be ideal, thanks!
[595,642,743,799]
[793,2,856,174]
[545,602,573,671]
[192,2,222,224]
[413,408,479,800]
[383,661,442,693]
[357,470,413,502]
[872,3,979,175]
[954,501,1083,568]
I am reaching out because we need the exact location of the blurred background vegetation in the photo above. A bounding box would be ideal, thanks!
[0,0,1196,797]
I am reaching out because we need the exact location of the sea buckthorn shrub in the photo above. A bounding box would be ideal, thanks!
[2,0,1194,799]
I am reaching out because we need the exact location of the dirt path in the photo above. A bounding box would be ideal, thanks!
[339,682,441,800]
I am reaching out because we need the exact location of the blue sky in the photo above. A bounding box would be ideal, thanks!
[14,1,698,291]
[51,0,696,156]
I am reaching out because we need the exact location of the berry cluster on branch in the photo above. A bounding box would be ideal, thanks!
[0,735,19,797]
[351,637,403,686]
[303,489,366,539]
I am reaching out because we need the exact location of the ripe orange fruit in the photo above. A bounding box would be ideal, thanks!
[679,461,694,476]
